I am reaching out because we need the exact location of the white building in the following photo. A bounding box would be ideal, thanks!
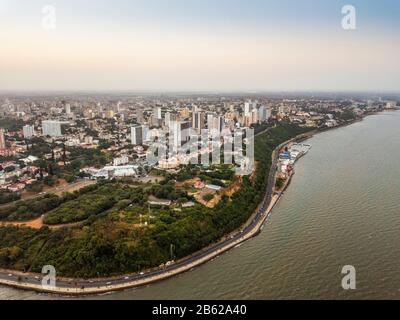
[154,107,162,120]
[42,120,63,137]
[142,125,150,142]
[65,104,71,114]
[171,121,191,149]
[251,109,259,124]
[386,101,397,109]
[208,115,225,133]
[192,111,205,133]
[244,101,251,116]
[131,125,143,145]
[0,129,6,149]
[164,112,171,127]
[258,106,271,122]
[23,125,35,139]
[94,165,139,179]
[113,155,129,166]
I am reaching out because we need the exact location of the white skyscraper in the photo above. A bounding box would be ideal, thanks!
[131,125,143,145]
[154,107,162,120]
[207,114,215,129]
[251,109,259,124]
[142,125,150,142]
[164,112,171,127]
[244,101,251,116]
[192,112,205,133]
[207,115,224,133]
[23,125,35,139]
[171,121,191,149]
[0,129,6,149]
[65,104,71,114]
[42,120,62,137]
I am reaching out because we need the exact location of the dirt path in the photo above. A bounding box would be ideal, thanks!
[0,215,81,230]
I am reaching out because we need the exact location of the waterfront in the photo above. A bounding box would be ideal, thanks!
[1,110,400,300]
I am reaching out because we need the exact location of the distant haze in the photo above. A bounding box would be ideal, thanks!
[1,0,400,92]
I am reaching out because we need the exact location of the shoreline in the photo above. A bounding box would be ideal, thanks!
[0,112,382,296]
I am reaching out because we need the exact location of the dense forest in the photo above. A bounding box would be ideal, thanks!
[0,124,312,277]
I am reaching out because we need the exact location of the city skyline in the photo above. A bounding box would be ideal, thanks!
[1,0,400,92]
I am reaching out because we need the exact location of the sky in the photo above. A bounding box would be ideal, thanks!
[0,0,399,92]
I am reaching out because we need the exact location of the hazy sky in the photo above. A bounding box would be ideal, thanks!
[1,0,399,92]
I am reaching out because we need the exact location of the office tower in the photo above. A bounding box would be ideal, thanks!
[42,120,62,137]
[23,125,35,139]
[131,125,143,145]
[154,107,162,120]
[215,116,225,132]
[207,114,224,133]
[244,101,251,116]
[165,112,171,127]
[65,104,71,115]
[171,121,191,149]
[0,129,6,149]
[142,125,150,142]
[251,109,259,124]
[207,114,215,129]
[192,112,205,133]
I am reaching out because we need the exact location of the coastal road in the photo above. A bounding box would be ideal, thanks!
[0,132,312,295]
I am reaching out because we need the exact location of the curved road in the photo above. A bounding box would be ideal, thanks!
[0,131,313,296]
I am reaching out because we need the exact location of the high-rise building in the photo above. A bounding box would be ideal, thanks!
[42,120,62,137]
[207,114,215,129]
[251,109,259,124]
[154,107,162,120]
[192,112,205,133]
[171,121,191,149]
[131,125,143,145]
[244,101,251,116]
[65,104,71,115]
[23,125,35,139]
[142,125,150,142]
[0,129,6,149]
[215,116,225,132]
[208,115,224,133]
[164,112,171,127]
